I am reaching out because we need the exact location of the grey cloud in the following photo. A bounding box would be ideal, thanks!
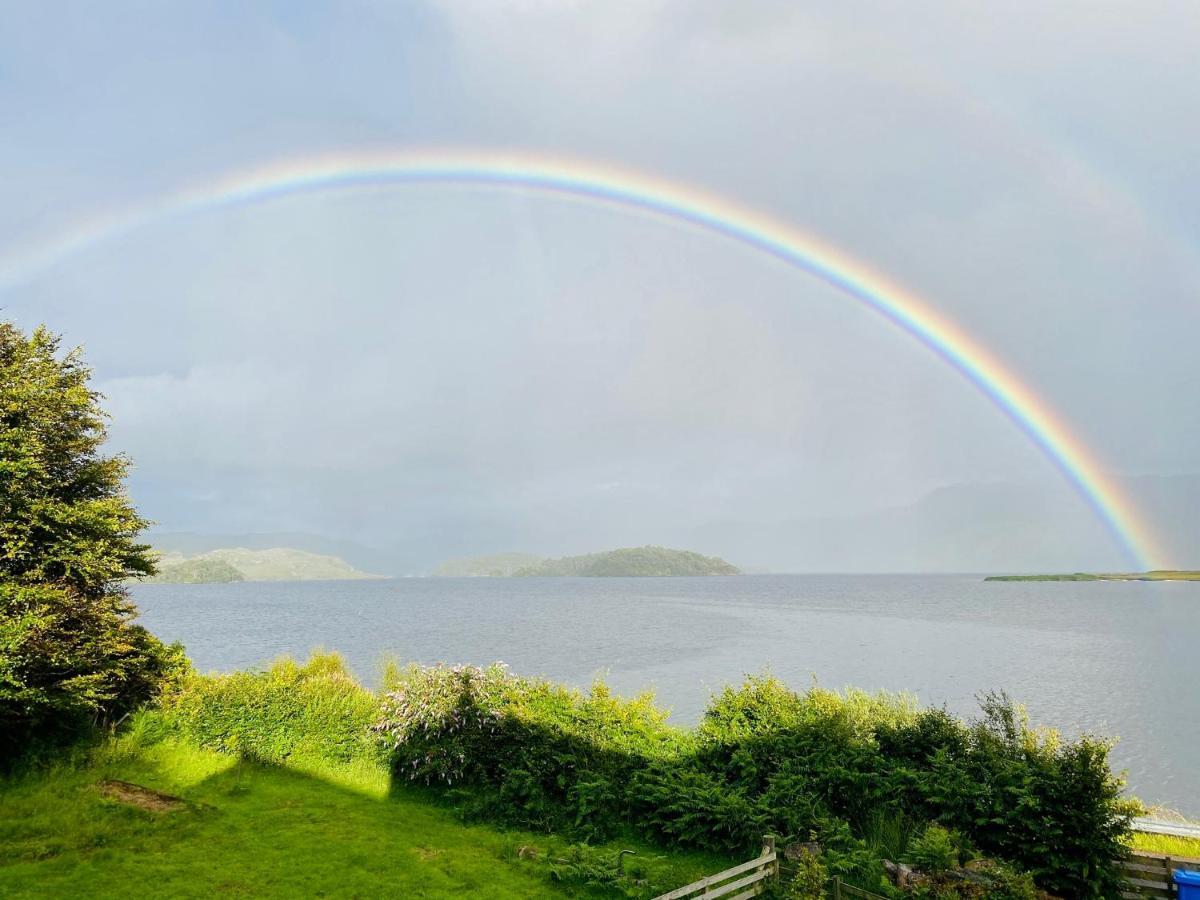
[2,1,1196,571]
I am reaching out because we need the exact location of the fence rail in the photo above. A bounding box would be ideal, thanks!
[657,843,1200,899]
[830,877,888,899]
[653,836,779,900]
[1120,850,1200,899]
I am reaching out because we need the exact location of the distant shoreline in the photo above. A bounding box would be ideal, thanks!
[986,570,1199,582]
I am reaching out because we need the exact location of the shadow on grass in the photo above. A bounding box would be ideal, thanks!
[1,745,630,898]
[0,735,733,900]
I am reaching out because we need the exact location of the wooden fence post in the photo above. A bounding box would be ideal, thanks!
[833,875,842,900]
[762,834,778,889]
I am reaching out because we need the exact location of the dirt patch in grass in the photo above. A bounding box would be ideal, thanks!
[97,780,186,813]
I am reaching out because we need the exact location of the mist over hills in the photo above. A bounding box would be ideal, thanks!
[149,532,393,576]
[685,475,1200,573]
[149,475,1198,576]
[142,547,379,583]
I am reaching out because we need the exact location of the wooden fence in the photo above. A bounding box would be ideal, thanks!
[655,843,1199,899]
[1120,850,1200,899]
[653,836,779,900]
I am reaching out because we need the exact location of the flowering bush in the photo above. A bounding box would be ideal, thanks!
[373,664,507,786]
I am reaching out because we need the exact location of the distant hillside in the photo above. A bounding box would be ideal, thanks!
[140,548,380,584]
[149,532,392,575]
[515,546,740,577]
[432,553,544,577]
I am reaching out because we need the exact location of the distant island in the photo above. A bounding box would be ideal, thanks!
[986,570,1200,582]
[518,546,740,577]
[433,546,741,577]
[431,553,545,577]
[141,548,380,584]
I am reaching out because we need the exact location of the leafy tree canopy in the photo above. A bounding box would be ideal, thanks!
[0,322,182,760]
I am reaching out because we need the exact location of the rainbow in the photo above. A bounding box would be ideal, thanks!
[0,149,1164,568]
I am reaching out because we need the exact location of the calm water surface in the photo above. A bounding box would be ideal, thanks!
[130,574,1200,815]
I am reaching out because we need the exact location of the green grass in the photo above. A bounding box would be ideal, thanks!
[1130,831,1200,858]
[0,733,729,899]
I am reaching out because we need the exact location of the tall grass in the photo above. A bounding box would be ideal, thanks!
[155,651,383,766]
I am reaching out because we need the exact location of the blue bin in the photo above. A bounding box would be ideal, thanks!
[1176,869,1200,899]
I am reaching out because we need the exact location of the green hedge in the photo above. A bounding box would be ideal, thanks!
[376,667,1135,898]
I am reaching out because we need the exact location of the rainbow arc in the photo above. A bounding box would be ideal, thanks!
[0,150,1163,568]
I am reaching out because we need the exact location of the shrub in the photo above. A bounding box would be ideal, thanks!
[632,764,766,852]
[922,693,1134,898]
[544,844,649,897]
[905,825,961,874]
[375,663,684,840]
[779,849,827,900]
[372,663,508,786]
[372,666,1131,895]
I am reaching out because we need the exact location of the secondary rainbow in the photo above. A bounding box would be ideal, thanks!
[0,149,1164,569]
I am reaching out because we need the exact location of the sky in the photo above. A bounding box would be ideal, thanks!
[1,1,1197,573]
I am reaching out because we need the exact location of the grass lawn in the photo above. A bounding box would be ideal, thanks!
[0,735,729,899]
[1130,830,1200,858]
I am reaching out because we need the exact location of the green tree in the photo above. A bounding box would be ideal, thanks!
[1,322,183,760]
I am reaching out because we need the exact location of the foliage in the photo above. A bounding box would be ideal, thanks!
[375,666,1133,897]
[778,850,827,900]
[543,844,667,898]
[918,692,1135,897]
[860,809,921,864]
[0,322,184,761]
[513,545,741,577]
[375,664,681,840]
[142,556,245,584]
[904,860,1040,900]
[372,663,510,786]
[633,763,765,851]
[904,825,964,874]
[5,622,1131,899]
[156,652,382,765]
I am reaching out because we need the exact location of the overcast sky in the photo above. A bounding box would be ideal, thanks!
[2,1,1197,571]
